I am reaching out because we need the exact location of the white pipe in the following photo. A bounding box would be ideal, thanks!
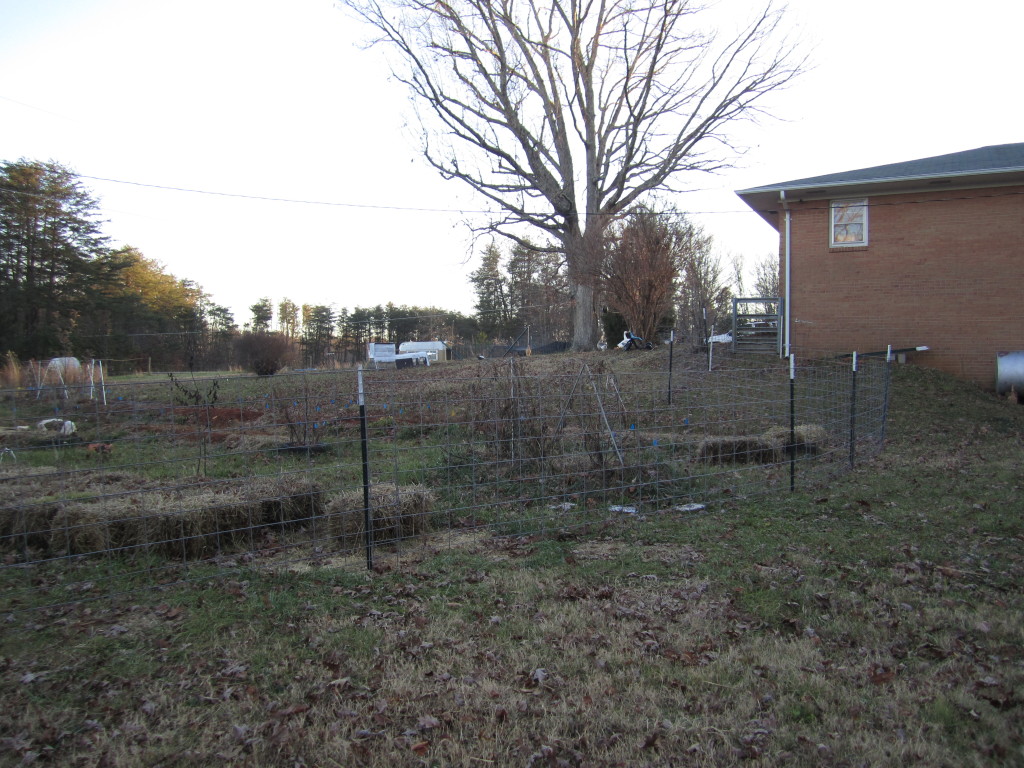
[781,191,792,359]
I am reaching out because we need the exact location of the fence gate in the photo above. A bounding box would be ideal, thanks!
[732,297,782,354]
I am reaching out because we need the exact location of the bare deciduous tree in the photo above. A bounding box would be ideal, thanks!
[676,225,731,348]
[601,207,687,345]
[753,253,781,298]
[345,0,802,349]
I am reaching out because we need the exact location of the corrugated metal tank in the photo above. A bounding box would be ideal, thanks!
[996,351,1024,396]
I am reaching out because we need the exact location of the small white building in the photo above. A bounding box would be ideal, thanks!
[367,342,433,369]
[398,341,448,363]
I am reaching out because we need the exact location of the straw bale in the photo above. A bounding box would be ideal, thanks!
[245,473,325,525]
[49,503,117,555]
[762,424,829,456]
[325,484,433,552]
[696,435,781,464]
[0,467,68,548]
[49,489,254,559]
[46,473,326,559]
[1,499,62,549]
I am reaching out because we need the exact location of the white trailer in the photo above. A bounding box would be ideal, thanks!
[398,341,448,362]
[367,343,432,369]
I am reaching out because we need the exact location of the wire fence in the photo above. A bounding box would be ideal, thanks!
[0,351,890,616]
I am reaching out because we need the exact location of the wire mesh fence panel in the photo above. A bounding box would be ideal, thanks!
[0,354,891,615]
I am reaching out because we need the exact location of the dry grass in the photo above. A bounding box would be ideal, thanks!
[0,363,1021,766]
[0,351,20,389]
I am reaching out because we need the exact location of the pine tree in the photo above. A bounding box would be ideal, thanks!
[0,159,108,356]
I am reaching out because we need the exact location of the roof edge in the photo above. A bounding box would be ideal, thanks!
[736,163,1024,196]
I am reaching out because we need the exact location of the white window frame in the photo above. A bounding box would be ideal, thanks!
[830,198,868,247]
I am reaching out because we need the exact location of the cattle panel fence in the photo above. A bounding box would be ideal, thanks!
[0,353,889,616]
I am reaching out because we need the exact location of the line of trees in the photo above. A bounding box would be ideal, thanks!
[0,158,487,373]
[235,301,482,373]
[469,206,779,352]
[469,240,572,344]
[2,157,778,375]
[0,159,236,372]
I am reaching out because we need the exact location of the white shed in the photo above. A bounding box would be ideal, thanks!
[398,341,448,362]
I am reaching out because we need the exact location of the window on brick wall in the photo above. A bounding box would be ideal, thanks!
[830,198,868,247]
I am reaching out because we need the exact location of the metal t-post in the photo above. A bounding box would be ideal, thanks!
[849,352,858,468]
[789,354,796,492]
[358,366,373,570]
[667,330,675,405]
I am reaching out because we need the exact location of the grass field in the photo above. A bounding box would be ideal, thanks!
[0,362,1021,767]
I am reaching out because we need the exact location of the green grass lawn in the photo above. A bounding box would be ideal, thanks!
[0,363,1021,767]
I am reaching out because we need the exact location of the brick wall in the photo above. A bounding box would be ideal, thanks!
[780,185,1024,389]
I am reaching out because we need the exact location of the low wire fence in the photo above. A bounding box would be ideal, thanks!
[0,352,890,615]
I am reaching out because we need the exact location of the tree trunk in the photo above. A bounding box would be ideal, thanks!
[571,281,597,350]
[565,226,603,351]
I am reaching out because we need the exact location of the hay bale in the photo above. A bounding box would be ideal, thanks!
[2,499,63,550]
[0,467,71,549]
[696,435,781,464]
[5,468,328,559]
[49,503,116,555]
[325,484,433,552]
[173,489,263,558]
[762,424,829,457]
[50,486,264,559]
[246,474,325,525]
[44,472,330,559]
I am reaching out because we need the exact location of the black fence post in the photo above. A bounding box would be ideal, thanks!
[667,330,675,405]
[880,345,892,449]
[789,354,796,492]
[849,351,858,468]
[358,366,373,570]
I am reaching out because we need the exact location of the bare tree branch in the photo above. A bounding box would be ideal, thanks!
[345,0,803,348]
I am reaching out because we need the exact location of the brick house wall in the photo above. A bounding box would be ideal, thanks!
[781,185,1024,388]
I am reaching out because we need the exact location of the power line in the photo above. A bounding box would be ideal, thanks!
[8,167,1023,218]
[74,173,741,215]
[77,174,484,214]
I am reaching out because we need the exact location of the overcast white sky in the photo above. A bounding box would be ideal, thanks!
[1,0,1021,328]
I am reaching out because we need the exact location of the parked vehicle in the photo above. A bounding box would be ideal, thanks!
[616,331,653,351]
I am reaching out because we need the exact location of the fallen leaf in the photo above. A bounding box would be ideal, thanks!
[417,715,440,730]
[868,664,895,685]
[274,704,310,718]
[640,730,660,750]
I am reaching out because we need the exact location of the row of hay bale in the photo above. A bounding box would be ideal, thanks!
[0,466,433,560]
[697,424,830,464]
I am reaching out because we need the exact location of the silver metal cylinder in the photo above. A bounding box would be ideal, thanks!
[996,351,1024,395]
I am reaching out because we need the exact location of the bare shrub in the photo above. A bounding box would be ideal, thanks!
[235,332,295,376]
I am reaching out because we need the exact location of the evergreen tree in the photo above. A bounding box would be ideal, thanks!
[301,305,335,367]
[249,297,273,333]
[278,298,299,337]
[0,159,109,356]
[469,243,512,339]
